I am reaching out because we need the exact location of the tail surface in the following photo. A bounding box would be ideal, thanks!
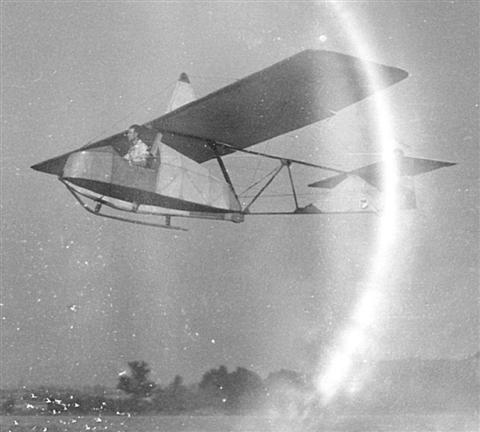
[309,153,456,190]
[166,72,196,113]
[309,152,455,211]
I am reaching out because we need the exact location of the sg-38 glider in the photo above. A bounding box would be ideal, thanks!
[32,50,454,230]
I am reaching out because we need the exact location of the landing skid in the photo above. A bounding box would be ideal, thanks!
[61,180,188,231]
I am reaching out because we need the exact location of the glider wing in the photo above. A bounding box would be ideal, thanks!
[75,50,408,163]
[148,49,408,162]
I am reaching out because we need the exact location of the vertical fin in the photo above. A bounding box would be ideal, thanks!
[166,73,196,113]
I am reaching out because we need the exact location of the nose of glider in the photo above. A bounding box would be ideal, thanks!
[31,154,69,176]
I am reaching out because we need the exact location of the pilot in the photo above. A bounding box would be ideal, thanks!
[124,125,150,167]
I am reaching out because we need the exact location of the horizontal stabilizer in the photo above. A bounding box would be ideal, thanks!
[309,155,456,190]
[309,173,348,189]
[399,157,456,177]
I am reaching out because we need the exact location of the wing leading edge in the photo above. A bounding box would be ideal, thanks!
[149,49,408,162]
[77,50,408,163]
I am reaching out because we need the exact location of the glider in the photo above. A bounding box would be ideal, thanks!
[31,50,453,230]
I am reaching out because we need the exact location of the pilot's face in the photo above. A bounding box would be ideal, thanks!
[127,128,137,141]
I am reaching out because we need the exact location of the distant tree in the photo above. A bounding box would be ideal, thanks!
[117,361,156,399]
[199,365,230,408]
[199,365,264,411]
[153,375,190,413]
[264,369,307,390]
[228,367,264,410]
[263,369,309,413]
[199,365,229,393]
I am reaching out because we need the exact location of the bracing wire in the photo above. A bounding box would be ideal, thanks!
[238,166,281,197]
[85,80,177,145]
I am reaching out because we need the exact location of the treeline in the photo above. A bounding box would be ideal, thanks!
[115,362,310,414]
[1,364,309,415]
[2,354,479,416]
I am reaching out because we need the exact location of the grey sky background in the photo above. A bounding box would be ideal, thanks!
[1,1,478,389]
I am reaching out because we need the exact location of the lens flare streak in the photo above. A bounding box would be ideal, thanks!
[315,1,400,405]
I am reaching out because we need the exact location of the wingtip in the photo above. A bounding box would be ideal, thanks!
[31,155,68,175]
[385,65,409,85]
[423,159,458,171]
[31,160,51,173]
[398,67,409,81]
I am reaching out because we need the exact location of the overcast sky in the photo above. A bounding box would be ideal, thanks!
[1,1,478,389]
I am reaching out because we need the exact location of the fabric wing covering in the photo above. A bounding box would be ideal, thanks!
[81,50,408,163]
[148,49,408,162]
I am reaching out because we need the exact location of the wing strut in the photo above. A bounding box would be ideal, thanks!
[242,159,325,214]
[244,162,286,212]
[212,139,348,213]
[214,141,346,174]
[208,141,240,203]
[286,161,300,210]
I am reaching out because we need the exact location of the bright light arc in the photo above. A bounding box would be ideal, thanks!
[315,1,400,405]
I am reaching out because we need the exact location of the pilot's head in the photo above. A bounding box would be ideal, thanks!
[127,125,140,141]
